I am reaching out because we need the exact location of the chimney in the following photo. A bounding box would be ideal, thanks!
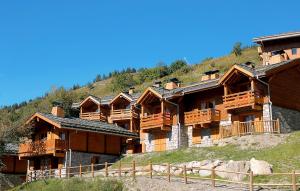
[165,78,180,90]
[201,70,220,81]
[153,80,162,88]
[128,87,135,95]
[51,101,65,118]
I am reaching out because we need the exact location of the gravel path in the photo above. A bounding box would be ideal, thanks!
[121,176,288,191]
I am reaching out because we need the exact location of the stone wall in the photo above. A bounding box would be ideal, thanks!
[263,103,272,121]
[143,133,154,152]
[272,105,300,133]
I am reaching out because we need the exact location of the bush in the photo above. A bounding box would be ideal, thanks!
[110,73,136,92]
[232,42,242,57]
[169,60,187,73]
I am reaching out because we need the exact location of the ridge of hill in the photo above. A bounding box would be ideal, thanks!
[0,46,260,139]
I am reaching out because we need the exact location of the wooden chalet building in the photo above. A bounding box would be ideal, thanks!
[1,143,27,174]
[253,31,300,65]
[109,88,142,153]
[18,105,138,173]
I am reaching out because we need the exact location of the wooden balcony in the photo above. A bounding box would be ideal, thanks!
[140,113,172,131]
[223,90,264,110]
[110,108,139,121]
[184,108,220,126]
[80,112,107,121]
[19,139,66,159]
[219,119,280,138]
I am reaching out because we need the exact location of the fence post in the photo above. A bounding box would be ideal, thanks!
[149,161,152,179]
[183,165,187,184]
[79,163,82,178]
[59,168,62,178]
[105,162,108,177]
[292,170,297,191]
[91,163,94,178]
[249,171,253,191]
[30,171,33,182]
[167,163,171,182]
[277,118,280,133]
[132,160,136,180]
[118,161,121,177]
[49,167,52,178]
[211,167,215,187]
[67,165,70,179]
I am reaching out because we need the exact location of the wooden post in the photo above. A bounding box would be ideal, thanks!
[79,163,82,178]
[49,167,52,178]
[67,166,70,179]
[167,163,170,182]
[292,170,297,191]
[132,160,136,179]
[211,168,215,187]
[30,171,33,182]
[91,163,94,178]
[149,161,152,179]
[277,118,280,133]
[118,161,121,177]
[105,162,108,177]
[183,165,187,184]
[59,168,62,178]
[249,171,253,191]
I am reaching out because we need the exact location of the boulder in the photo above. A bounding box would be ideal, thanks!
[215,160,250,181]
[152,165,167,173]
[199,163,214,177]
[250,158,272,175]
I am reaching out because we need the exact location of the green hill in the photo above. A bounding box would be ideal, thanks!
[0,46,260,140]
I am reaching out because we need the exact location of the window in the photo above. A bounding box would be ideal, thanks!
[59,132,66,140]
[292,48,297,55]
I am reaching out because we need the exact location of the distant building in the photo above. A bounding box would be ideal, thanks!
[253,31,300,65]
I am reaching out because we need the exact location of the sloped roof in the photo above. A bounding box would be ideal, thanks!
[253,31,300,43]
[180,79,220,94]
[110,92,141,105]
[30,113,138,138]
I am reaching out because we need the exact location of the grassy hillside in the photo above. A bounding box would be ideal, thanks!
[0,46,260,139]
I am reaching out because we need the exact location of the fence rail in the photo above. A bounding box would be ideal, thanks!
[219,119,280,138]
[27,161,299,191]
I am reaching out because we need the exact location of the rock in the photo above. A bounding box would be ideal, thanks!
[152,165,167,173]
[199,163,214,177]
[215,160,250,181]
[250,158,272,175]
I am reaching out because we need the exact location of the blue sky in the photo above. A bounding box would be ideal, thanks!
[1,0,300,106]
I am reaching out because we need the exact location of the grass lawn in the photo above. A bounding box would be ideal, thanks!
[11,178,123,191]
[119,131,300,173]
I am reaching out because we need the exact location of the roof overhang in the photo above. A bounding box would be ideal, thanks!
[136,87,163,104]
[219,65,254,85]
[80,96,101,107]
[25,113,61,128]
[110,92,133,105]
[253,31,300,43]
[265,58,300,77]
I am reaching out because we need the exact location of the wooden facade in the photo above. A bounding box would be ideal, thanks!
[79,96,109,121]
[1,154,27,174]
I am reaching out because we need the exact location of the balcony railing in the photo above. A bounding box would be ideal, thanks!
[140,113,172,130]
[110,108,139,121]
[223,90,264,110]
[184,108,220,126]
[80,112,107,121]
[19,139,66,158]
[219,119,280,138]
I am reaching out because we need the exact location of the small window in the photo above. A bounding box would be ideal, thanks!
[292,48,297,55]
[59,132,66,140]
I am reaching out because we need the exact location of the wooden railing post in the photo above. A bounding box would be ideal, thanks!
[132,160,136,179]
[30,171,33,182]
[79,163,82,178]
[105,162,108,177]
[292,170,297,191]
[167,163,171,182]
[67,166,69,179]
[59,168,62,178]
[249,171,253,191]
[91,163,94,178]
[118,161,121,177]
[183,165,187,184]
[49,167,52,178]
[277,118,280,133]
[211,167,215,187]
[149,161,152,179]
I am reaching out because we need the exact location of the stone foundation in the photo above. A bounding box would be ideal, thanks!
[272,105,300,133]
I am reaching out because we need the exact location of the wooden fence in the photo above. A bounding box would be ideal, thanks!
[27,161,299,191]
[219,119,280,139]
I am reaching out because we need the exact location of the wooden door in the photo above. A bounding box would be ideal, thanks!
[154,132,166,152]
[192,128,201,144]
